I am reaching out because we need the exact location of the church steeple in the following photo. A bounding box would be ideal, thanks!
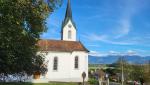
[65,0,72,20]
[62,0,75,28]
[61,0,77,41]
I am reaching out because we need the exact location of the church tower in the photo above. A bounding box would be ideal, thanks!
[61,0,77,41]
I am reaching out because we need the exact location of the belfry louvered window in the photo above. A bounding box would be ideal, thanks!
[74,56,79,69]
[68,30,71,39]
[53,57,58,70]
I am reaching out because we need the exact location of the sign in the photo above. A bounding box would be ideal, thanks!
[82,72,86,79]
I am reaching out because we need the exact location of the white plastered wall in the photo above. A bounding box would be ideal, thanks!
[42,51,88,82]
[62,20,76,41]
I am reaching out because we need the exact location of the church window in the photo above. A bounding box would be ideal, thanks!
[74,56,79,69]
[53,57,58,70]
[68,30,71,39]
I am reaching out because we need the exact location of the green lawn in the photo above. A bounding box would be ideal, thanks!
[0,82,79,85]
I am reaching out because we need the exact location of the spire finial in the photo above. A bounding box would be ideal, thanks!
[65,0,72,19]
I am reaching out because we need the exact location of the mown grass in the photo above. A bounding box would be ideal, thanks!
[0,82,79,85]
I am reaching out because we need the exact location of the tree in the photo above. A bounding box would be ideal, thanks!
[113,57,133,82]
[113,57,150,84]
[126,61,150,85]
[143,61,150,84]
[130,65,142,80]
[0,0,61,81]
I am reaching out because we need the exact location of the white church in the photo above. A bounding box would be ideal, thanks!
[31,0,89,83]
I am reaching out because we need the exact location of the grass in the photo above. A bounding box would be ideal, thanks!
[0,82,79,85]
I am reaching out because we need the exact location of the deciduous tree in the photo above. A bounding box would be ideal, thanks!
[0,0,61,81]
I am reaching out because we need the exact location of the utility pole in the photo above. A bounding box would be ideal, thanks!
[121,56,124,85]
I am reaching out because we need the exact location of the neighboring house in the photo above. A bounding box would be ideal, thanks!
[31,0,89,83]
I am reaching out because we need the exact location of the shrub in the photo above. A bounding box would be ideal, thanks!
[88,78,98,85]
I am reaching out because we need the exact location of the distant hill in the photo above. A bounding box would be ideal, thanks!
[88,55,150,64]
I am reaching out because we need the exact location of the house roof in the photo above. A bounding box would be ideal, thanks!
[37,40,89,52]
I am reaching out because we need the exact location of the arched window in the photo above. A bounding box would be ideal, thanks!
[53,57,58,70]
[68,30,71,39]
[74,56,79,69]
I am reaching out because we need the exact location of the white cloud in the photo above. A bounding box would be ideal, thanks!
[89,34,107,41]
[81,1,147,45]
[82,33,134,45]
[127,50,137,56]
[87,44,100,47]
[89,49,149,57]
[113,0,146,39]
[133,49,148,53]
[108,50,138,56]
[89,51,107,57]
[81,34,106,41]
[109,51,120,55]
[115,19,130,38]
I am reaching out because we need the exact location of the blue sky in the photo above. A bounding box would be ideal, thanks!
[41,0,150,56]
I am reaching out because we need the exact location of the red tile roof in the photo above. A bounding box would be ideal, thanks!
[37,40,89,52]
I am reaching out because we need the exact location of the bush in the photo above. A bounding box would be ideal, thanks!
[88,78,98,85]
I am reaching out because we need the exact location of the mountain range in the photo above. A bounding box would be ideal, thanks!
[88,55,150,64]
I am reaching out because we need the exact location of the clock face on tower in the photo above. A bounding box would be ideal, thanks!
[68,24,72,28]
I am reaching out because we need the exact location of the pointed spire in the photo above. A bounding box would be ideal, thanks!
[61,0,76,34]
[65,0,72,19]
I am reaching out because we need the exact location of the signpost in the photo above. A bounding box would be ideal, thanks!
[82,72,86,85]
